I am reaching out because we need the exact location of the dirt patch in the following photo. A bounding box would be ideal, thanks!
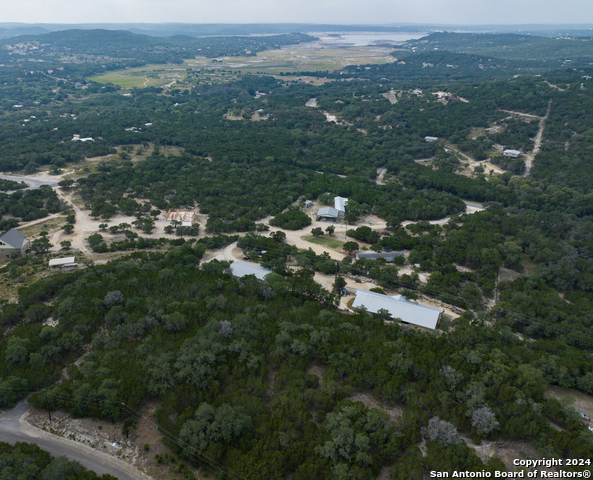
[346,391,404,422]
[545,385,593,420]
[376,465,392,479]
[306,364,326,384]
[499,267,522,283]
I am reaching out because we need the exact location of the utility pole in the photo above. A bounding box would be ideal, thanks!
[43,389,52,423]
[121,403,128,439]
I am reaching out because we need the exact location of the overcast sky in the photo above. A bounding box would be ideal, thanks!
[1,0,592,26]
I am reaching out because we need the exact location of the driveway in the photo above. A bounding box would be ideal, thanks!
[0,400,151,480]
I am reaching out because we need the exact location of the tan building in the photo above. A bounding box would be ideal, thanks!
[0,229,30,259]
[165,209,198,227]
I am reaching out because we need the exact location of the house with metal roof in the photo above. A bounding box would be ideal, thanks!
[503,149,521,158]
[334,196,348,213]
[355,251,404,262]
[352,289,443,329]
[317,207,340,222]
[229,261,273,280]
[0,228,30,259]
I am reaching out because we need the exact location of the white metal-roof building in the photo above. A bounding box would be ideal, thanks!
[229,261,272,280]
[503,149,521,158]
[352,289,443,329]
[425,136,439,142]
[317,207,340,221]
[49,257,76,267]
[334,196,348,213]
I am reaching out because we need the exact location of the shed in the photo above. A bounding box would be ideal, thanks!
[355,251,404,262]
[0,228,30,259]
[49,256,76,267]
[334,196,348,213]
[425,136,439,142]
[166,209,198,227]
[503,149,521,158]
[352,290,443,329]
[317,207,340,221]
[230,261,272,280]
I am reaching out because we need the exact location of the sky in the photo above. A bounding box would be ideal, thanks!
[1,0,593,26]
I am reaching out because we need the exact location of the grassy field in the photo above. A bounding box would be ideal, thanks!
[89,41,396,88]
[303,235,344,249]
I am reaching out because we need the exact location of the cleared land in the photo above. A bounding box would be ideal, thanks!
[304,235,344,250]
[89,38,396,88]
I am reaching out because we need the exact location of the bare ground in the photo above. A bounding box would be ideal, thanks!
[27,402,206,480]
[545,385,593,420]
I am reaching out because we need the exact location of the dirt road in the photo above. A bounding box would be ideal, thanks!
[382,90,397,104]
[376,168,387,185]
[523,99,552,177]
[0,400,151,480]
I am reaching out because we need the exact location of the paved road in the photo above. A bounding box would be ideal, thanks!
[0,400,150,480]
[0,174,60,189]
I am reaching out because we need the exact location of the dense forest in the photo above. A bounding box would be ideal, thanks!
[0,442,117,479]
[1,29,593,479]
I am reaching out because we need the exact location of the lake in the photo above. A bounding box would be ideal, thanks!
[334,33,426,46]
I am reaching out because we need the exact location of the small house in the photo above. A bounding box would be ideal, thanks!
[503,149,521,158]
[425,136,439,142]
[0,229,30,259]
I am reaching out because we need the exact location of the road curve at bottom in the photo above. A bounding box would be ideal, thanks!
[0,400,152,480]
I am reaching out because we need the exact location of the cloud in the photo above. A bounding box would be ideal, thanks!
[0,0,592,25]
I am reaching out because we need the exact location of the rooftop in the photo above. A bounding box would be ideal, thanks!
[352,289,443,330]
[334,196,348,213]
[0,228,27,249]
[230,261,272,280]
[317,207,340,218]
[49,257,76,267]
[355,251,405,261]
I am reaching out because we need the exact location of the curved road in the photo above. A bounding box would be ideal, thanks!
[0,400,151,480]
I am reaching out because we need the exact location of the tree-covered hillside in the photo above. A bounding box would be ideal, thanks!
[1,29,593,479]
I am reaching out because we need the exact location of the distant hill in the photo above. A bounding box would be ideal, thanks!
[0,26,50,40]
[405,32,593,65]
[0,29,316,65]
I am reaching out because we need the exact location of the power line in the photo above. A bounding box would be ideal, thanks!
[0,387,249,480]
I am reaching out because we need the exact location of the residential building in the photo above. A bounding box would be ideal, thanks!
[0,229,30,259]
[425,136,439,142]
[503,149,521,158]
